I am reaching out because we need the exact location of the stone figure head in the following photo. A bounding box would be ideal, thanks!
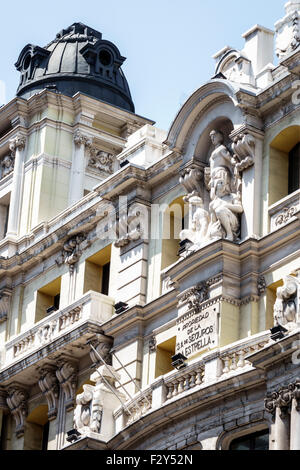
[210,130,224,146]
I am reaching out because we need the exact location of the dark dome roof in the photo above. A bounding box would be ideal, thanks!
[15,23,135,112]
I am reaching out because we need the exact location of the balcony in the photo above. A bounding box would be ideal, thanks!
[2,291,114,369]
[269,189,300,232]
[114,331,270,432]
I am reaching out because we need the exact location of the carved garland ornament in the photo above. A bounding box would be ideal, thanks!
[265,380,300,417]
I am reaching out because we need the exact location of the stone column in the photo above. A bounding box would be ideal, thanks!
[290,381,300,450]
[230,126,264,239]
[6,134,26,237]
[265,388,291,450]
[68,131,92,206]
[275,406,290,450]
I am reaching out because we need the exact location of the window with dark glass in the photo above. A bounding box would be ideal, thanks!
[229,429,269,451]
[289,143,300,195]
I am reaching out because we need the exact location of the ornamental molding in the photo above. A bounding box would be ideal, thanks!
[38,367,60,421]
[6,385,28,438]
[56,360,77,411]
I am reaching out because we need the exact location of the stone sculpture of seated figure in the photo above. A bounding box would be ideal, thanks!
[180,195,209,247]
[209,178,243,242]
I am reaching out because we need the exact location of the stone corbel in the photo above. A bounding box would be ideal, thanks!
[38,367,60,421]
[0,288,12,323]
[89,334,113,367]
[178,282,209,313]
[55,233,90,274]
[257,276,267,296]
[230,130,256,174]
[56,360,77,412]
[264,391,278,420]
[6,385,28,438]
[114,210,143,248]
[179,165,203,200]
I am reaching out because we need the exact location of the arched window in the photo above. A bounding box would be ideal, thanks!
[229,429,269,451]
[288,143,300,195]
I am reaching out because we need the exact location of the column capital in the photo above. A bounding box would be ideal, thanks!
[9,134,27,154]
[73,130,93,148]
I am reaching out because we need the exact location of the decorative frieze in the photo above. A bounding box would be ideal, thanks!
[38,367,60,421]
[56,360,77,411]
[275,206,298,227]
[6,385,28,438]
[87,148,115,175]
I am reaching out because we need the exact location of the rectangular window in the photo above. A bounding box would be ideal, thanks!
[83,245,111,296]
[35,277,61,323]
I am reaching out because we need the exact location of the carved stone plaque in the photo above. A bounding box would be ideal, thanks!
[176,304,219,358]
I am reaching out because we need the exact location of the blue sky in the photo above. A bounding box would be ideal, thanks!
[0,0,285,130]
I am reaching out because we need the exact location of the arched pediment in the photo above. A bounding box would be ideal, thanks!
[166,79,244,153]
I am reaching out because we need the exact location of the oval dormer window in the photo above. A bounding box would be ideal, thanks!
[23,54,31,71]
[99,49,112,67]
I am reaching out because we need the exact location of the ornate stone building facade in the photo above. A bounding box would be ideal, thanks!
[0,2,300,451]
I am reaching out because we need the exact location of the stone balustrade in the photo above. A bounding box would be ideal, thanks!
[220,333,269,376]
[3,291,114,367]
[269,189,300,232]
[114,330,270,434]
[165,364,204,400]
[126,390,153,426]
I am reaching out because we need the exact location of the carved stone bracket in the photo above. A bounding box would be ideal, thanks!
[178,282,209,313]
[114,210,143,248]
[179,166,203,199]
[6,385,28,438]
[0,289,12,323]
[55,233,89,274]
[38,367,60,421]
[230,131,256,174]
[56,360,77,411]
[89,334,113,366]
[257,276,267,296]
